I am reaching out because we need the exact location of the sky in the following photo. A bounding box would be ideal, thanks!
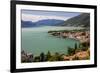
[22,10,81,22]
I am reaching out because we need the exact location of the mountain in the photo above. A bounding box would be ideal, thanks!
[21,13,90,28]
[21,19,64,28]
[62,13,90,27]
[35,19,64,26]
[21,21,37,27]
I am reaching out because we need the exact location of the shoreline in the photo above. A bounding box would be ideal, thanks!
[48,29,90,43]
[21,48,90,63]
[21,29,90,63]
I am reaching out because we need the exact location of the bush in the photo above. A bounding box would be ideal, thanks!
[67,47,75,55]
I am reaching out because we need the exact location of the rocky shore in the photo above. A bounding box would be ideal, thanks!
[62,49,90,61]
[21,48,90,62]
[48,30,90,43]
[21,50,34,62]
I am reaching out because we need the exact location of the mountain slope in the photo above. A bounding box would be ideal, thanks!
[62,13,90,27]
[35,19,64,26]
[21,21,36,27]
[21,19,64,28]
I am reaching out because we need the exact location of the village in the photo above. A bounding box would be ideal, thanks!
[48,30,90,43]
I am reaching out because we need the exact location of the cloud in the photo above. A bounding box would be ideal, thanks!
[22,14,70,22]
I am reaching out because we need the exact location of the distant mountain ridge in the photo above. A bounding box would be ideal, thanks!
[21,19,64,28]
[21,21,36,27]
[62,13,90,27]
[21,13,90,28]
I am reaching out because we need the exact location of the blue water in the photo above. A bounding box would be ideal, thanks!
[22,26,80,56]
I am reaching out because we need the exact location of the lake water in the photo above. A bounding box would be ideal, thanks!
[22,26,82,56]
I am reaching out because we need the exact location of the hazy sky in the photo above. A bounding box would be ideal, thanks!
[22,10,81,22]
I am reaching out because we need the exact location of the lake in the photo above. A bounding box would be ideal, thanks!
[22,26,82,56]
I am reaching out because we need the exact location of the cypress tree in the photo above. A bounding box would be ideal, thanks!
[40,52,45,62]
[46,51,51,61]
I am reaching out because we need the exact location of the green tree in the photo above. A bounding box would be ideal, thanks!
[46,51,51,61]
[81,42,89,51]
[75,43,77,50]
[40,52,45,62]
[34,56,40,62]
[74,43,78,54]
[54,52,60,61]
[68,47,74,55]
